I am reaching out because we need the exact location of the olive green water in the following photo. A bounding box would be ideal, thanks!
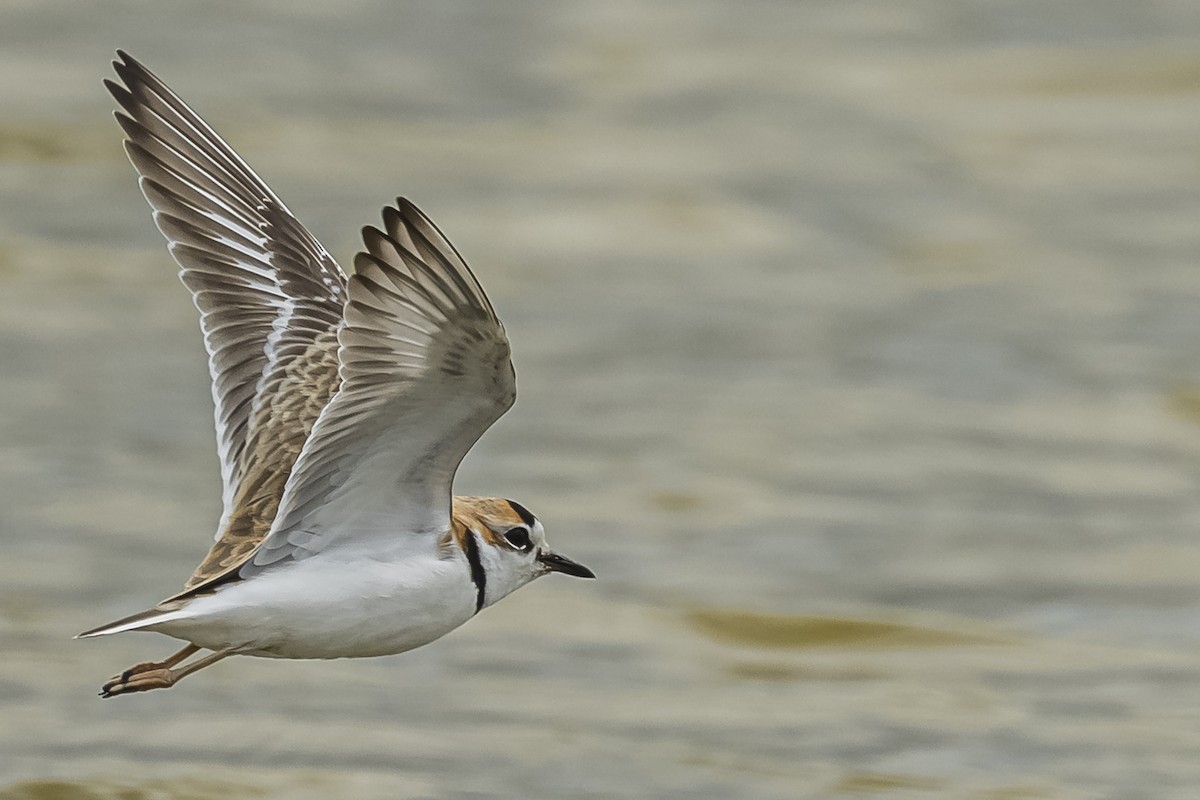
[3,2,1200,798]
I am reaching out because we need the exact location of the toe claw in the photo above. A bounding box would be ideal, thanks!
[98,667,175,697]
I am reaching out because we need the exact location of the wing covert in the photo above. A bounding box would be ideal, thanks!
[106,51,349,538]
[242,199,516,574]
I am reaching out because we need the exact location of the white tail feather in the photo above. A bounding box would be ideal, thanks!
[76,607,187,639]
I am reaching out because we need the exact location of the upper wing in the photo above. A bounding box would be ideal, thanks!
[241,199,515,574]
[106,51,349,539]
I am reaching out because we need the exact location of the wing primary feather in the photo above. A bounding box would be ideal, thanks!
[231,199,516,578]
[106,52,349,570]
[111,54,518,596]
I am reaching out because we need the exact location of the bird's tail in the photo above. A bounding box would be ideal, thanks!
[76,605,186,639]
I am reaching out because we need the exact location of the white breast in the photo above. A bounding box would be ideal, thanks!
[149,550,480,659]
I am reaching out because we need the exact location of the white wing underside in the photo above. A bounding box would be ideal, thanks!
[108,51,347,539]
[108,51,516,578]
[245,202,515,572]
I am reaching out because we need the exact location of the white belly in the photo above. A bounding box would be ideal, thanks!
[149,552,479,659]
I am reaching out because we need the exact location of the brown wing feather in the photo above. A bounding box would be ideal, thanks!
[112,54,513,602]
[236,199,515,576]
[171,196,512,598]
[106,52,350,601]
[180,328,343,591]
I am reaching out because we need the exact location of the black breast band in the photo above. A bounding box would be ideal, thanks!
[462,531,486,614]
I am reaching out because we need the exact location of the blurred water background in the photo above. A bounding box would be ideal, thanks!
[2,1,1200,798]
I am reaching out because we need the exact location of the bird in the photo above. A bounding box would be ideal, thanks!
[77,51,594,698]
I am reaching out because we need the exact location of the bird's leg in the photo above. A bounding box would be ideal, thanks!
[107,643,201,685]
[100,646,230,698]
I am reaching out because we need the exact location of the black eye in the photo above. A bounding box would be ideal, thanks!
[503,526,532,551]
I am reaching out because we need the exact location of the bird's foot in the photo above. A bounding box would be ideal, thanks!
[100,666,176,698]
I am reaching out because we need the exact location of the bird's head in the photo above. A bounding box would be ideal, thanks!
[451,497,594,608]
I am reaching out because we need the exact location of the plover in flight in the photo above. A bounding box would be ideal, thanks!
[78,51,594,697]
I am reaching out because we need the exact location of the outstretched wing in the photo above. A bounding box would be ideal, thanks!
[106,51,349,546]
[241,198,516,574]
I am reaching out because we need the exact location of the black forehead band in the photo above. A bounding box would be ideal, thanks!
[507,500,536,527]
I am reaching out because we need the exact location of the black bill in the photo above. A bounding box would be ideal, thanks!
[538,550,596,579]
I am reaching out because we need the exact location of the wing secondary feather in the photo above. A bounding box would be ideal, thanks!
[108,53,514,598]
[242,199,516,574]
[106,52,349,581]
